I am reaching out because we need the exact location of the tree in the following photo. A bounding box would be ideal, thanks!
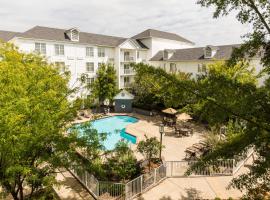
[0,42,106,200]
[137,135,162,171]
[106,141,138,181]
[89,64,118,106]
[188,61,257,125]
[197,0,270,70]
[131,62,270,198]
[132,63,196,109]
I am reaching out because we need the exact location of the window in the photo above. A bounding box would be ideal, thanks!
[137,51,140,59]
[98,63,103,68]
[86,77,95,85]
[98,48,105,57]
[86,62,94,73]
[124,76,130,83]
[124,52,130,61]
[54,44,64,56]
[124,64,130,70]
[35,43,46,54]
[198,64,207,73]
[86,47,94,57]
[124,64,131,74]
[71,29,79,41]
[55,62,66,73]
[204,47,212,58]
[169,63,177,73]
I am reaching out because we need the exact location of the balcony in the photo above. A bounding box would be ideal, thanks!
[123,82,132,88]
[121,68,135,75]
[122,56,135,62]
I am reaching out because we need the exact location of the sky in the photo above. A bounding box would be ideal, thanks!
[0,0,252,46]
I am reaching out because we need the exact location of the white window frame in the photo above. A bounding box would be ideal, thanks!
[54,44,65,56]
[98,47,105,57]
[86,62,94,73]
[169,63,177,73]
[204,47,212,58]
[71,29,79,41]
[198,64,207,73]
[86,77,95,85]
[35,43,46,54]
[86,47,94,57]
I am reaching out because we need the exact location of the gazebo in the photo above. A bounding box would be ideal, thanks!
[113,90,134,113]
[162,108,178,126]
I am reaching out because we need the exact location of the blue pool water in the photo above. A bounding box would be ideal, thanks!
[79,115,138,150]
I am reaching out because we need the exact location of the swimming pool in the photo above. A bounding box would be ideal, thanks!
[77,115,138,150]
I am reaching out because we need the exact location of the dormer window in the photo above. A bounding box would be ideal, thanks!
[163,50,175,60]
[204,46,212,58]
[204,45,219,59]
[66,28,79,42]
[71,29,79,41]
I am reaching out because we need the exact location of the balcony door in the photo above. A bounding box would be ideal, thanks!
[124,52,130,61]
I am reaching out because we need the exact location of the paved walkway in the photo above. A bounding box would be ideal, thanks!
[136,156,252,200]
[54,170,95,200]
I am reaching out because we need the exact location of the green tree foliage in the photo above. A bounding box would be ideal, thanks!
[131,62,270,197]
[132,63,196,109]
[0,42,106,200]
[137,135,162,171]
[106,141,138,181]
[197,0,270,69]
[89,64,118,106]
[188,61,257,125]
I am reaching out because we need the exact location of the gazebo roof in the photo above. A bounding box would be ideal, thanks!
[114,90,134,100]
[162,108,178,115]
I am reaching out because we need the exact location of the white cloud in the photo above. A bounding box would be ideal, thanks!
[0,0,251,46]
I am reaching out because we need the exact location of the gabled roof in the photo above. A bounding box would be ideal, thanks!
[18,26,127,47]
[114,90,134,100]
[132,29,194,45]
[0,30,20,42]
[118,38,149,50]
[150,44,242,62]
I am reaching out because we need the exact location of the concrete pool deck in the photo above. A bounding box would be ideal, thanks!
[109,113,249,199]
[73,112,250,199]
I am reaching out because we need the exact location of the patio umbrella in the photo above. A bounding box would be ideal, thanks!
[162,108,178,115]
[177,113,192,122]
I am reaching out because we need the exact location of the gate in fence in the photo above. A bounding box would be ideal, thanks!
[125,164,166,199]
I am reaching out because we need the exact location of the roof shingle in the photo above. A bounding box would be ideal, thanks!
[0,30,20,42]
[150,44,242,61]
[18,26,127,47]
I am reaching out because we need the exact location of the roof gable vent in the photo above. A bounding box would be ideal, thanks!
[65,28,79,42]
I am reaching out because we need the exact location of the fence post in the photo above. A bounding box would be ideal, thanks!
[85,171,88,187]
[154,168,157,184]
[171,162,173,177]
[125,183,127,200]
[140,175,143,193]
[97,180,99,197]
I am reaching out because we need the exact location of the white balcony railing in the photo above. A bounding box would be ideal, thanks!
[123,82,132,88]
[122,68,135,75]
[123,56,134,62]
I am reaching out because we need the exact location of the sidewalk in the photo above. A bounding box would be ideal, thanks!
[54,170,95,200]
[136,156,252,200]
